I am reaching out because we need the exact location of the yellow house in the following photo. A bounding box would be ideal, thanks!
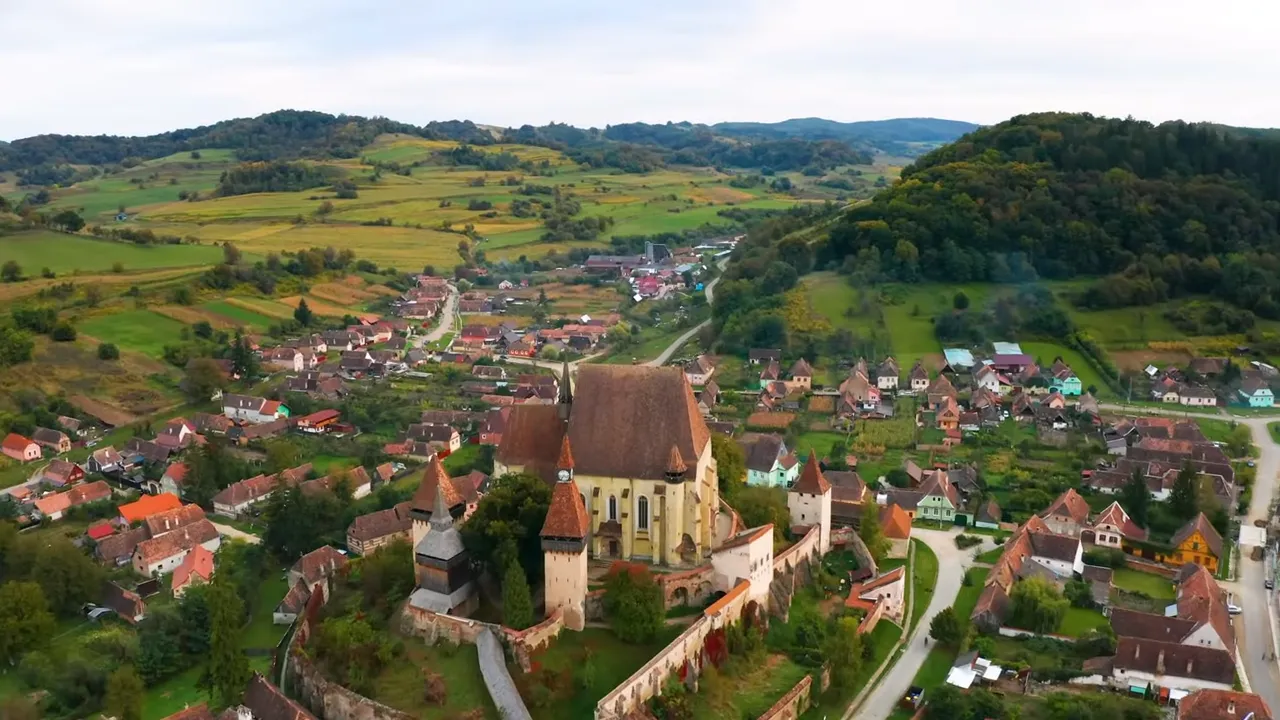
[1156,513,1223,574]
[495,365,726,567]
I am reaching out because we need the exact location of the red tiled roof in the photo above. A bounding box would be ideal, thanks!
[1178,690,1272,720]
[87,521,116,541]
[144,504,207,537]
[2,433,34,452]
[412,455,462,512]
[119,493,183,524]
[134,519,218,567]
[1041,488,1090,524]
[172,544,215,591]
[541,478,589,539]
[880,504,912,540]
[793,451,831,495]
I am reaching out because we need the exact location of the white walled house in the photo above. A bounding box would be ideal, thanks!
[131,520,221,577]
[710,524,774,604]
[1028,533,1084,578]
[222,394,290,424]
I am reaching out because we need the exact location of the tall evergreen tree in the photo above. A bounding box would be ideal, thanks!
[502,560,534,630]
[229,331,259,379]
[294,298,313,326]
[203,578,250,709]
[1169,462,1199,520]
[1119,467,1150,528]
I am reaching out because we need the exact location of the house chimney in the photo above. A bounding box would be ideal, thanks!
[1134,643,1139,659]
[1156,650,1165,674]
[237,707,253,720]
[1227,700,1235,714]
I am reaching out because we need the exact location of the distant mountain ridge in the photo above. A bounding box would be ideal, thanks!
[711,117,980,147]
[0,111,980,179]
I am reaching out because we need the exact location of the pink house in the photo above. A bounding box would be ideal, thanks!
[2,433,41,463]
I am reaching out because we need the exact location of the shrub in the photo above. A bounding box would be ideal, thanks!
[955,534,982,549]
[97,343,120,360]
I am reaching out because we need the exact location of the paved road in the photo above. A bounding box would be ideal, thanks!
[212,522,261,544]
[644,258,727,368]
[855,527,981,720]
[1228,417,1280,710]
[1097,401,1280,706]
[415,284,458,346]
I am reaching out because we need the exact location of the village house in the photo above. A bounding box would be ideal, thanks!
[1048,359,1083,396]
[683,355,717,386]
[786,358,814,391]
[40,458,85,486]
[118,493,184,525]
[32,427,71,454]
[1100,565,1237,694]
[845,566,907,622]
[1178,384,1218,407]
[346,502,413,555]
[301,466,373,500]
[262,347,306,372]
[908,360,930,393]
[748,348,780,365]
[1238,378,1275,408]
[101,582,148,625]
[758,359,781,389]
[132,518,221,577]
[739,434,799,488]
[211,473,282,516]
[171,545,215,597]
[287,545,348,600]
[916,470,960,524]
[1,433,41,462]
[294,409,342,434]
[1154,513,1224,574]
[1086,501,1147,549]
[407,423,462,453]
[1176,690,1272,720]
[145,504,209,539]
[33,480,112,521]
[222,394,290,424]
[1039,488,1092,537]
[697,381,719,415]
[876,357,900,390]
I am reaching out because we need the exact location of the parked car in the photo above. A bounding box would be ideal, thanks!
[1228,603,1243,615]
[1265,578,1273,590]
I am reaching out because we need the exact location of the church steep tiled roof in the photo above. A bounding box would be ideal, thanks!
[792,451,830,495]
[412,455,462,512]
[541,479,589,539]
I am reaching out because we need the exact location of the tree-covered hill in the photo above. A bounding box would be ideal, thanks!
[711,117,979,152]
[0,110,496,173]
[813,112,1280,316]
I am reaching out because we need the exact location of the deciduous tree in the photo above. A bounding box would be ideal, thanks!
[603,567,664,643]
[459,472,551,581]
[929,606,964,647]
[859,501,891,562]
[104,665,145,720]
[824,616,865,690]
[711,433,746,496]
[0,582,55,664]
[1009,577,1068,634]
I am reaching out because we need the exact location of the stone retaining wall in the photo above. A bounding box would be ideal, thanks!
[290,649,413,720]
[756,674,812,720]
[504,610,566,672]
[594,580,752,720]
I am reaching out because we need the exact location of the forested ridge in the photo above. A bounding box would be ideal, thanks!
[0,112,975,183]
[0,110,496,173]
[801,112,1280,316]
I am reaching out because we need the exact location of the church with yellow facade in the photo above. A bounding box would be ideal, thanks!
[496,364,732,567]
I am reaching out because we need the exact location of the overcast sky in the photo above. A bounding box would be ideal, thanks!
[2,0,1276,140]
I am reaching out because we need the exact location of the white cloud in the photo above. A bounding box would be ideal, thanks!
[2,0,1277,139]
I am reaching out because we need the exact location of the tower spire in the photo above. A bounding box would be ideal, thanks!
[556,434,575,481]
[557,361,573,420]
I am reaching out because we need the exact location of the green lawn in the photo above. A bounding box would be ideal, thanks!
[955,568,991,620]
[202,300,277,330]
[0,230,224,274]
[373,636,497,719]
[143,664,207,720]
[1057,607,1109,637]
[79,309,187,357]
[1269,422,1280,444]
[443,443,485,474]
[240,573,290,649]
[524,626,683,720]
[1111,568,1175,601]
[688,653,810,719]
[310,454,358,475]
[910,540,939,633]
[975,546,1004,564]
[803,620,902,719]
[794,430,849,461]
[1018,341,1112,397]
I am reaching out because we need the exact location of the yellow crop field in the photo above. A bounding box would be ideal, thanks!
[223,297,296,320]
[278,295,377,321]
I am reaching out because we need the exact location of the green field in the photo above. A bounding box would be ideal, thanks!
[0,230,224,274]
[1057,607,1109,637]
[201,300,277,330]
[79,309,187,357]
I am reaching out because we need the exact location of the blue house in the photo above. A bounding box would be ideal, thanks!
[1239,379,1274,408]
[740,434,799,488]
[1049,359,1083,396]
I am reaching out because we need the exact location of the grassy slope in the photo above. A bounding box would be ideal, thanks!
[0,230,224,274]
[910,540,940,633]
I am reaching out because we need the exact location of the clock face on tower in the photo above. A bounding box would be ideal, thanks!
[557,469,571,482]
